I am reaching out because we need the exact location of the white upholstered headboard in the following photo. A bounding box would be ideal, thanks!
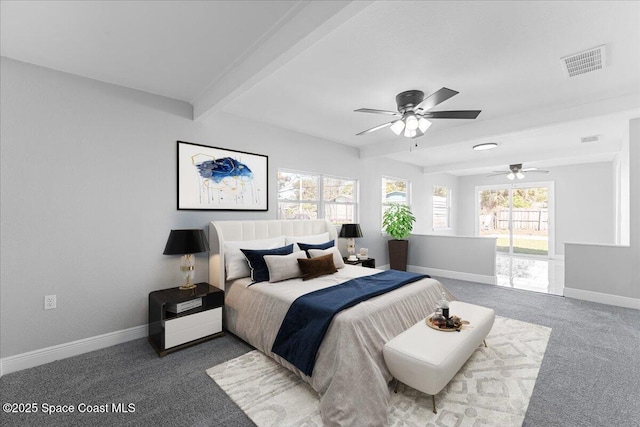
[208,219,338,290]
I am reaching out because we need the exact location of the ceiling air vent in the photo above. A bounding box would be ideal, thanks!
[561,45,606,78]
[580,135,601,144]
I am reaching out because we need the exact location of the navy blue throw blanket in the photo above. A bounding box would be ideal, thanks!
[271,270,429,376]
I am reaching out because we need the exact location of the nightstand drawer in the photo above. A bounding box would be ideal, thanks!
[164,307,222,348]
[149,283,225,356]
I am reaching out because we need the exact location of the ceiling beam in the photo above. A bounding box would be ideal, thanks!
[192,0,373,121]
[359,93,640,159]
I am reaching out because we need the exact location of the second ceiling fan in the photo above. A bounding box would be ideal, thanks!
[487,164,549,180]
[355,87,481,138]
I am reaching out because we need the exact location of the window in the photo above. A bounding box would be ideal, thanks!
[277,169,358,224]
[278,170,319,220]
[433,185,451,229]
[381,176,410,225]
[323,176,357,225]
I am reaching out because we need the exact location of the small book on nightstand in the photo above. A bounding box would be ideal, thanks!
[165,297,202,313]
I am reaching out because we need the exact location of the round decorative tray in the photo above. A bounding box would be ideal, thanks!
[425,315,468,332]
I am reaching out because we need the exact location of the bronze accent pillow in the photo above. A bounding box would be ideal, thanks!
[297,253,338,281]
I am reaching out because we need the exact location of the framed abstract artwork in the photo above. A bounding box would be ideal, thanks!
[177,141,268,211]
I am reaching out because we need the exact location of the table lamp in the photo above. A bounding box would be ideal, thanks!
[339,223,363,261]
[163,229,209,290]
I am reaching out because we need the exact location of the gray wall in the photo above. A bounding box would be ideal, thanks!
[0,58,426,358]
[456,162,616,256]
[565,118,639,302]
[407,234,496,282]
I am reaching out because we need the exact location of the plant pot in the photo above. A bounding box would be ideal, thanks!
[388,239,408,271]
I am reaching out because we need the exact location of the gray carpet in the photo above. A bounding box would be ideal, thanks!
[1,278,639,426]
[438,277,640,427]
[0,332,254,426]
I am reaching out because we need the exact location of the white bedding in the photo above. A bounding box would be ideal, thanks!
[223,265,454,426]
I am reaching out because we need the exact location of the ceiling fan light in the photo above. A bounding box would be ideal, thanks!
[390,120,405,136]
[404,114,419,131]
[507,172,515,180]
[404,128,417,138]
[516,172,525,180]
[418,117,432,133]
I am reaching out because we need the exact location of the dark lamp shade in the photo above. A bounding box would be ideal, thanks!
[163,229,209,255]
[339,223,363,238]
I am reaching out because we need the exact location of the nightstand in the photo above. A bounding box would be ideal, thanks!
[344,257,376,268]
[148,282,224,356]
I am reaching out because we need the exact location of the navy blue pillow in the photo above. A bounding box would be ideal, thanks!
[298,240,334,257]
[241,244,294,283]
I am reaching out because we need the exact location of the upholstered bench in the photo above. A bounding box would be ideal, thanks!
[383,301,495,413]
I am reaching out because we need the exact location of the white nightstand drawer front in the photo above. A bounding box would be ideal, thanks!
[164,308,222,349]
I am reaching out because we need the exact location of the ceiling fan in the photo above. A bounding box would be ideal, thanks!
[487,164,549,180]
[355,87,481,138]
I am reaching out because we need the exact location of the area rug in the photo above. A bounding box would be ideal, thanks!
[207,317,551,427]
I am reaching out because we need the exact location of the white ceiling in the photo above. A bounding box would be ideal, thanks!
[2,0,639,175]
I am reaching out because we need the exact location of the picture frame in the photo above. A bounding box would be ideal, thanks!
[177,141,268,211]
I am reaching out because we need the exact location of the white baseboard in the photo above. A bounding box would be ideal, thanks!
[407,265,496,285]
[564,287,640,310]
[0,324,147,377]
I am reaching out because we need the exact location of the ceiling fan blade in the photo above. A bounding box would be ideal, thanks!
[415,87,458,111]
[524,169,549,174]
[354,108,401,116]
[421,110,481,119]
[356,121,394,136]
[486,172,508,177]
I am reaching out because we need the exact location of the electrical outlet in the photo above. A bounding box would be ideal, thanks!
[44,295,56,310]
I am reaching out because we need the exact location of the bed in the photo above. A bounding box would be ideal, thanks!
[208,219,454,427]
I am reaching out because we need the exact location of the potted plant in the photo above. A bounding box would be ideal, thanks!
[382,204,416,271]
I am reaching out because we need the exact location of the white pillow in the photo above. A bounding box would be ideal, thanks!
[224,236,286,280]
[308,247,345,269]
[285,232,331,247]
[264,251,307,283]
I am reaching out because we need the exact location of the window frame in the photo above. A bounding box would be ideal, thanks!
[381,175,412,230]
[277,168,359,225]
[432,185,452,230]
[277,169,321,220]
[322,174,359,225]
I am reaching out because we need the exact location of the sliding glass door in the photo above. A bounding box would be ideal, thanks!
[477,182,553,257]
